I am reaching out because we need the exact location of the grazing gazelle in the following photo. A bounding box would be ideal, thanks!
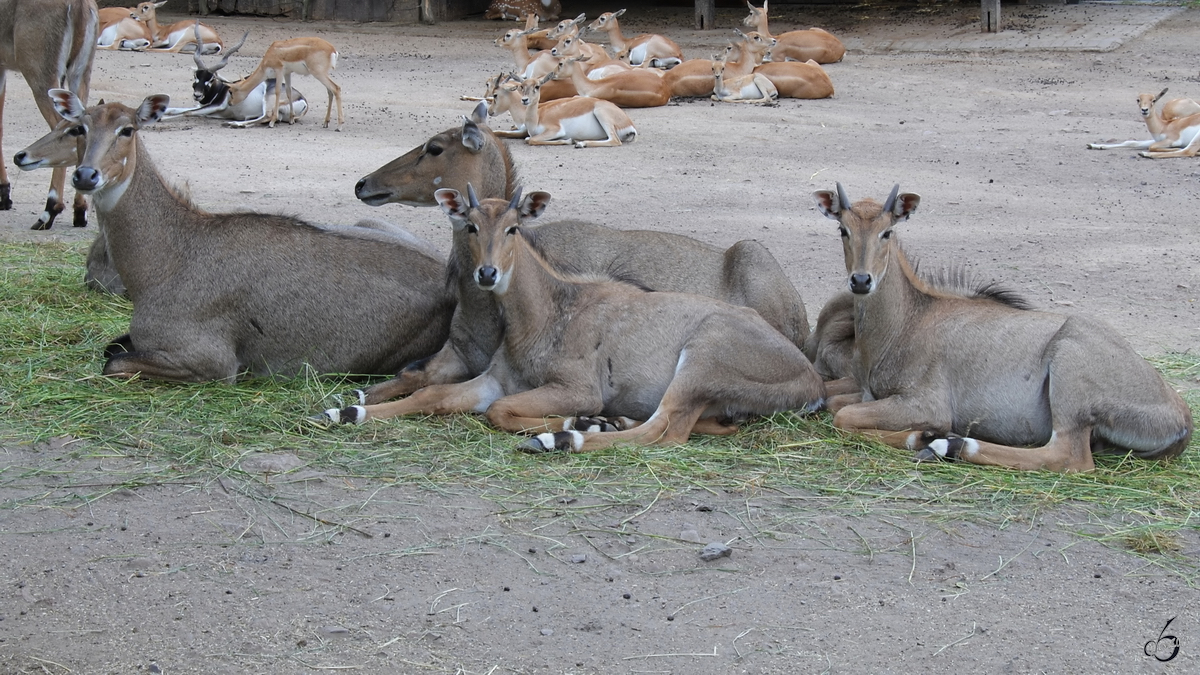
[742,0,845,64]
[587,9,683,69]
[321,187,826,455]
[814,183,1192,472]
[0,0,97,231]
[350,103,810,404]
[33,90,453,381]
[1087,88,1200,159]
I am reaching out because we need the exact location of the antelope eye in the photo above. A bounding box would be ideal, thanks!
[881,230,893,240]
[67,125,85,137]
[465,223,478,234]
[426,144,443,156]
[506,226,520,235]
[119,127,134,137]
[837,226,848,238]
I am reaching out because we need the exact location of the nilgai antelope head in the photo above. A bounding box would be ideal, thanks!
[48,89,169,199]
[1139,88,1169,118]
[435,185,550,294]
[814,183,921,296]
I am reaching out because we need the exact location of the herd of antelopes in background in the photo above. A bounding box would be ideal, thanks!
[0,0,1195,473]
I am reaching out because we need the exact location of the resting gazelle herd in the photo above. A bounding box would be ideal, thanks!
[4,0,1195,473]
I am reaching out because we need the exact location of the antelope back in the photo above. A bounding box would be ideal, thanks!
[0,0,97,93]
[354,102,516,206]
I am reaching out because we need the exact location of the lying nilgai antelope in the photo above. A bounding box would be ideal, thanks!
[814,183,1192,472]
[322,188,826,454]
[1087,88,1200,159]
[33,91,453,381]
[351,103,810,404]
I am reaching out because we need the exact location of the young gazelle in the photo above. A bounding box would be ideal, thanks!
[815,183,1192,472]
[586,9,683,69]
[133,0,222,54]
[742,0,845,64]
[712,55,777,104]
[1088,88,1200,158]
[228,37,344,129]
[516,73,638,147]
[322,187,826,454]
[554,56,671,108]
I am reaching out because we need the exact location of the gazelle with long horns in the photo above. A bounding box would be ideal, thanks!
[0,0,97,230]
[814,183,1192,472]
[321,186,826,454]
[160,27,308,125]
[1087,88,1200,158]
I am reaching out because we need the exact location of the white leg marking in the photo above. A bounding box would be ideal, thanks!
[928,439,949,458]
[536,432,557,449]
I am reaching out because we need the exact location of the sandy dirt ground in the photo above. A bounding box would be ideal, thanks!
[1,3,1199,673]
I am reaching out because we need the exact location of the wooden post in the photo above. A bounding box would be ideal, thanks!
[695,0,715,30]
[981,0,1001,32]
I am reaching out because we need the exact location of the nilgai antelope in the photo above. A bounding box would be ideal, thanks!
[350,103,810,405]
[321,188,826,455]
[0,0,97,230]
[1087,88,1200,159]
[160,28,309,126]
[743,0,845,64]
[814,183,1192,472]
[96,6,151,50]
[486,0,560,21]
[510,73,638,147]
[134,0,222,54]
[712,56,777,104]
[34,91,454,381]
[587,9,683,69]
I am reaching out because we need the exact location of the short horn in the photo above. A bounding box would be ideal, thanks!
[835,182,850,211]
[1154,87,1169,103]
[508,186,524,211]
[882,184,901,215]
[467,184,480,209]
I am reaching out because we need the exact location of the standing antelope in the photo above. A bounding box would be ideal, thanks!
[743,0,845,64]
[350,104,810,405]
[159,29,309,126]
[486,0,560,21]
[513,73,638,147]
[0,0,97,231]
[814,183,1192,472]
[224,36,343,129]
[321,187,826,455]
[587,9,683,69]
[134,0,222,53]
[1088,88,1200,159]
[96,6,151,50]
[34,91,454,381]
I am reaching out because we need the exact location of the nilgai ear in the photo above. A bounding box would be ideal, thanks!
[812,190,842,220]
[48,89,85,121]
[469,100,488,125]
[894,193,920,220]
[462,113,486,153]
[519,191,552,220]
[435,188,470,223]
[136,94,171,125]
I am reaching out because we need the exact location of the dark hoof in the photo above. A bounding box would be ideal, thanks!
[73,207,88,227]
[103,335,134,358]
[320,406,365,425]
[0,199,11,211]
[913,434,966,463]
[518,430,583,453]
[571,416,619,432]
[30,220,51,231]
